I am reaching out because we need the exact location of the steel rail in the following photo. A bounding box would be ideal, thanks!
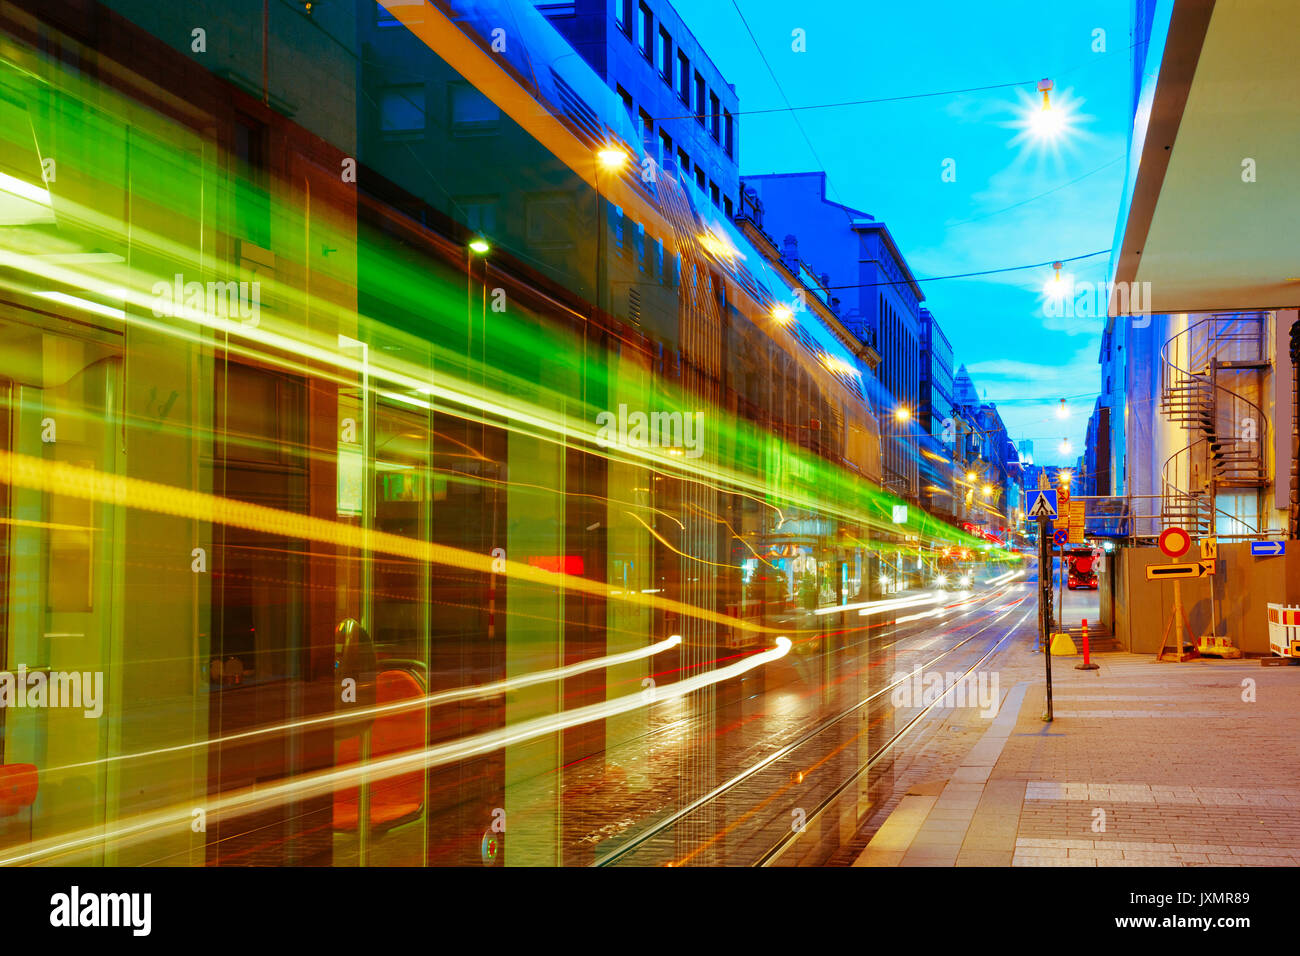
[592,587,1027,866]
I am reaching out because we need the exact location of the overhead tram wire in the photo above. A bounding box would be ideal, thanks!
[648,36,1148,124]
[819,249,1111,292]
[726,0,846,205]
[650,77,1036,123]
[945,156,1126,227]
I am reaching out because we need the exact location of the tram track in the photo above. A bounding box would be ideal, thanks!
[593,586,1030,866]
[755,604,1032,866]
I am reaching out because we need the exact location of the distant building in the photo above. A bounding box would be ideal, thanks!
[538,0,740,215]
[919,308,955,441]
[1018,439,1034,465]
[1082,397,1109,497]
[740,171,924,501]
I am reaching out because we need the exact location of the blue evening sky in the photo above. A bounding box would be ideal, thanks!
[681,0,1133,465]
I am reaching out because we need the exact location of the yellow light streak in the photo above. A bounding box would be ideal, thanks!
[0,449,779,635]
[1,636,790,866]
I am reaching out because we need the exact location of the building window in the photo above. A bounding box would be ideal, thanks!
[709,180,719,208]
[617,84,634,123]
[526,192,574,249]
[455,195,498,237]
[709,91,720,140]
[723,195,733,217]
[694,72,706,125]
[615,0,632,35]
[380,84,426,137]
[695,166,705,190]
[676,146,689,178]
[536,1,577,17]
[659,128,672,167]
[658,27,672,81]
[677,51,690,104]
[637,2,653,60]
[723,110,734,157]
[638,107,654,151]
[449,83,499,136]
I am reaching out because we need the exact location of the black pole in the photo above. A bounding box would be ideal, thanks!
[1039,513,1053,721]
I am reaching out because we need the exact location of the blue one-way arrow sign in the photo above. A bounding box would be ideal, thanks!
[1251,541,1286,557]
[1025,489,1057,519]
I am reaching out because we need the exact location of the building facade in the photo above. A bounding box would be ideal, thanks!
[739,171,925,502]
[539,0,740,217]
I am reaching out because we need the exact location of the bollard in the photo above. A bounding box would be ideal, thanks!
[1076,617,1100,671]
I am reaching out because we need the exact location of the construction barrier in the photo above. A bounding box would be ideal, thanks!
[1267,603,1300,658]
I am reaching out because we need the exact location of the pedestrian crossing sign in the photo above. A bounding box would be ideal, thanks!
[1025,489,1058,518]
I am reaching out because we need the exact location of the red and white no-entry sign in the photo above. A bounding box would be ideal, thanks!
[1158,526,1191,558]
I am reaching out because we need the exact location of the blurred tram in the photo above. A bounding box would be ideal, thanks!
[0,0,996,867]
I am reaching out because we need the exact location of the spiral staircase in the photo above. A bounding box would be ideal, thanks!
[1159,313,1269,536]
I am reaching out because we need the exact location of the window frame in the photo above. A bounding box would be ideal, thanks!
[637,2,653,61]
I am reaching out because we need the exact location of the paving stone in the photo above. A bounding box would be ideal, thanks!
[849,619,1300,868]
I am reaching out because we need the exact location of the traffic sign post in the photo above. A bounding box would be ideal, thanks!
[1154,527,1199,663]
[1035,473,1054,722]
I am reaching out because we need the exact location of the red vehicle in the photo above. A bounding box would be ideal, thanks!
[1065,549,1100,589]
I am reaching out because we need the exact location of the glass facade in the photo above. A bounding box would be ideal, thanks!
[0,0,1007,867]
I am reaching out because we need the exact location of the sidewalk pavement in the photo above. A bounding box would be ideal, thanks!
[856,631,1300,867]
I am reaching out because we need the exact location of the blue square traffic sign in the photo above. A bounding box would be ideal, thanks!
[1025,488,1058,519]
[1251,541,1285,557]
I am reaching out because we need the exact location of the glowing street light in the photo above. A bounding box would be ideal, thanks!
[596,146,630,171]
[468,237,491,255]
[965,470,977,482]
[1043,260,1068,298]
[894,406,911,423]
[1057,397,1069,419]
[1038,77,1054,109]
[982,484,994,498]
[1029,77,1065,139]
[771,304,794,322]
